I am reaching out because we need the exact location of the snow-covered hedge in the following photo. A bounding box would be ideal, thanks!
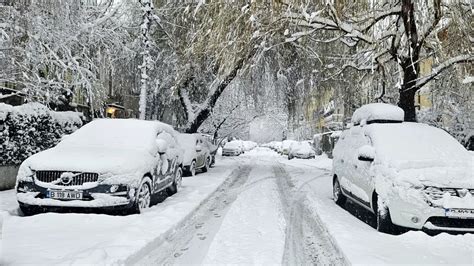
[0,103,83,166]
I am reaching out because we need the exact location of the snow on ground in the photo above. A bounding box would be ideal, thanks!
[0,157,239,265]
[203,161,286,264]
[272,150,474,264]
[0,189,18,261]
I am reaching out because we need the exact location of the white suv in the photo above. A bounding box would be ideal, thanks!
[332,103,473,233]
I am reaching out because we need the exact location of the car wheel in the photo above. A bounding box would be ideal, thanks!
[19,203,40,216]
[374,193,399,234]
[333,177,347,206]
[167,167,182,196]
[210,156,215,167]
[134,177,152,213]
[189,161,196,176]
[202,157,210,173]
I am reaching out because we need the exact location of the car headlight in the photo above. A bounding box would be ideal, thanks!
[16,164,34,182]
[17,181,36,193]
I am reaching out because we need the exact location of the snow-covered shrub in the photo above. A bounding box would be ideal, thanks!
[0,103,83,165]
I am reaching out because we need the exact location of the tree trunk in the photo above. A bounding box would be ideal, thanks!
[398,87,417,122]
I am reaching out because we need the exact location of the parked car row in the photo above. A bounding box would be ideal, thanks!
[16,119,218,215]
[222,140,257,156]
[263,140,316,160]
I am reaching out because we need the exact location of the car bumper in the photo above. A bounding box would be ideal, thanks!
[388,197,474,232]
[17,181,134,209]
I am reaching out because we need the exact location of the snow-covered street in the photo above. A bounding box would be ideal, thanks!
[2,148,471,265]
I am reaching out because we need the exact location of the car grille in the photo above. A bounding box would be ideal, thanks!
[427,217,474,229]
[424,187,473,201]
[35,171,99,186]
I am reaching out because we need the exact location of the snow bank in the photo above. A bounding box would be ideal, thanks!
[1,159,239,265]
[351,103,404,124]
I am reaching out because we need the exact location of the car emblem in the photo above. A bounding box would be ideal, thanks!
[60,172,75,185]
[457,189,468,198]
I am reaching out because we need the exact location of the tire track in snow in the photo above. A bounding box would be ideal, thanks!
[131,164,252,265]
[273,164,348,265]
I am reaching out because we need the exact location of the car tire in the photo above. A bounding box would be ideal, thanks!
[210,156,215,167]
[374,193,399,234]
[202,157,210,173]
[19,203,40,216]
[167,167,183,196]
[333,177,347,206]
[189,161,196,176]
[133,177,152,214]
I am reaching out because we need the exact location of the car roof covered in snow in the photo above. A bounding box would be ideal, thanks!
[58,118,176,151]
[352,103,404,125]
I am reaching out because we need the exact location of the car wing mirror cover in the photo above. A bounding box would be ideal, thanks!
[357,145,375,162]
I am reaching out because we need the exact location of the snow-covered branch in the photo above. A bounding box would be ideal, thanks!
[415,54,474,89]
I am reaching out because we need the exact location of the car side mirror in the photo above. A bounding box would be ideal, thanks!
[196,145,202,152]
[156,139,169,155]
[357,145,375,162]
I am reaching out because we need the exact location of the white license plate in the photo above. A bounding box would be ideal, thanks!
[49,190,83,200]
[445,209,474,219]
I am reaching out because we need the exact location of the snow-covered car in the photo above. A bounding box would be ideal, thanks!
[178,133,215,176]
[332,103,473,233]
[242,140,257,151]
[222,140,244,156]
[281,140,297,155]
[16,119,184,215]
[288,141,316,160]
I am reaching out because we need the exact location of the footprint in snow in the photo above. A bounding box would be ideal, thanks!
[195,223,204,229]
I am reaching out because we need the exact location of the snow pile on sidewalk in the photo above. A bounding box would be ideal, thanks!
[1,159,238,265]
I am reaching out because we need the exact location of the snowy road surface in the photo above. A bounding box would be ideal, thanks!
[1,148,473,265]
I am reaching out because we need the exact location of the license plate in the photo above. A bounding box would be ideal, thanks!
[48,190,83,200]
[445,209,474,219]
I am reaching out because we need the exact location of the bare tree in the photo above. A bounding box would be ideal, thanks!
[285,0,473,121]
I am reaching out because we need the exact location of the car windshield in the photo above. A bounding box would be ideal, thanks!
[368,122,469,166]
[57,119,157,152]
[224,141,240,149]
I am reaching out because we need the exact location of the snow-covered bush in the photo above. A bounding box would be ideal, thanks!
[0,103,83,165]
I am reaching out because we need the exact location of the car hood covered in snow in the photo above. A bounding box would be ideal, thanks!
[367,122,473,187]
[24,146,155,176]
